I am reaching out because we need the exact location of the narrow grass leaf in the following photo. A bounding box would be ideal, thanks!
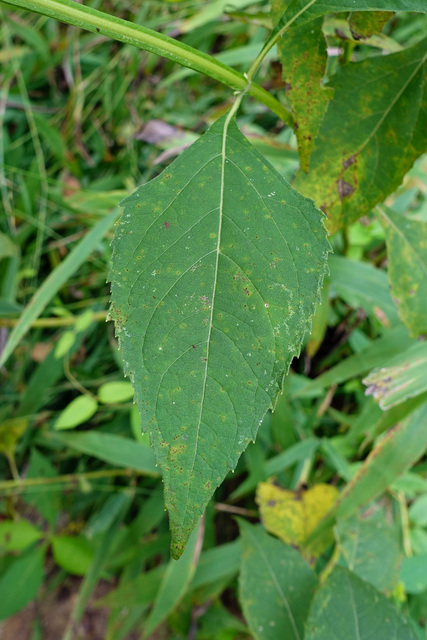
[143,523,202,638]
[364,341,427,409]
[0,209,119,367]
[48,431,158,476]
[309,401,427,541]
[293,325,414,398]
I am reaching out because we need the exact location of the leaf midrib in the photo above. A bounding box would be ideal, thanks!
[181,112,234,521]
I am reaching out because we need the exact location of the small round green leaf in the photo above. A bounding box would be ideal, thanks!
[54,395,98,431]
[51,535,93,576]
[98,381,134,404]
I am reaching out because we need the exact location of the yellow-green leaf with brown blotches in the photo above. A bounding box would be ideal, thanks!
[271,3,333,172]
[295,38,427,233]
[256,481,338,560]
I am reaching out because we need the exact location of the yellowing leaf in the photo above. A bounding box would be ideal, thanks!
[256,481,338,559]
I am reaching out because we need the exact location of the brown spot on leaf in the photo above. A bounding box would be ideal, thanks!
[336,179,355,200]
[342,154,357,169]
[164,221,170,228]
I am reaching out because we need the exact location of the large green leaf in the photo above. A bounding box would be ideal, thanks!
[0,545,46,620]
[271,5,332,171]
[377,206,427,337]
[336,507,402,593]
[109,113,329,558]
[305,566,417,640]
[295,39,427,232]
[238,521,317,640]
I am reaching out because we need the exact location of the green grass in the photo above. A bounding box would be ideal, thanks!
[1,3,427,639]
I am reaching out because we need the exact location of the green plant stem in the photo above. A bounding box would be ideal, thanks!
[2,0,292,125]
[0,310,108,328]
[0,468,136,492]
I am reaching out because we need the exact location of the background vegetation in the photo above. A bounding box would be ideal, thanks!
[1,1,427,638]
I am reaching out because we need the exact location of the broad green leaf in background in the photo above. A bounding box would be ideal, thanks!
[295,39,427,233]
[256,481,338,559]
[23,448,59,527]
[143,523,202,638]
[364,341,427,409]
[409,493,427,527]
[239,521,317,640]
[304,566,417,640]
[400,554,427,594]
[0,545,45,620]
[51,535,94,576]
[377,206,427,337]
[270,4,333,172]
[109,112,329,558]
[0,519,43,553]
[54,395,98,431]
[0,231,18,258]
[336,507,402,592]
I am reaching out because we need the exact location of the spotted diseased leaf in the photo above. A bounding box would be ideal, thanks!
[271,6,332,172]
[109,113,329,558]
[295,39,427,232]
[377,206,427,338]
[256,481,338,560]
[348,10,393,40]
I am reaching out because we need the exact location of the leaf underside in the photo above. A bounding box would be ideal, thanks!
[109,114,329,558]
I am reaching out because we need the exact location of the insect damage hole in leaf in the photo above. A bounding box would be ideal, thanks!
[109,112,330,558]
